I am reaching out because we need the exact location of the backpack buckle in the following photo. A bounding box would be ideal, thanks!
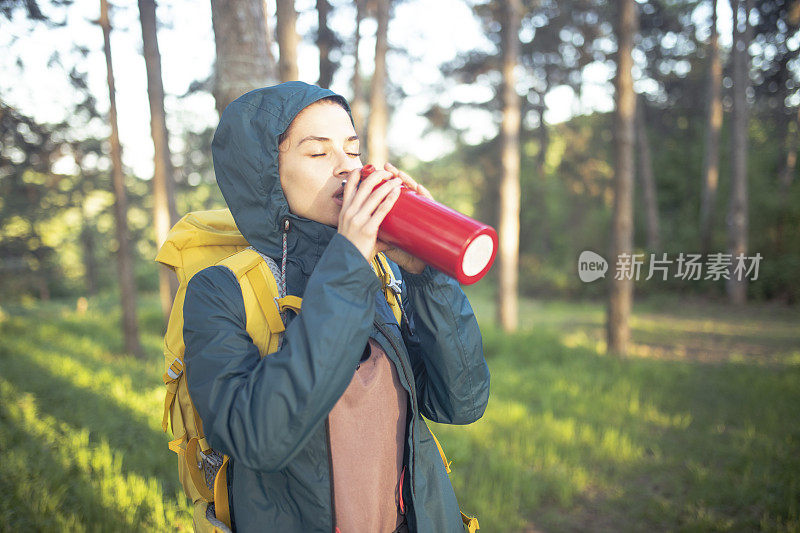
[167,358,184,380]
[387,277,402,295]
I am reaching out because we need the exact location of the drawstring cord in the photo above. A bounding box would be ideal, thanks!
[280,218,289,298]
[279,217,290,327]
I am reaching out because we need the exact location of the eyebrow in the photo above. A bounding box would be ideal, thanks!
[298,135,359,145]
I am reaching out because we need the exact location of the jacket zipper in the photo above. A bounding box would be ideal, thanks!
[373,320,417,503]
[325,417,337,533]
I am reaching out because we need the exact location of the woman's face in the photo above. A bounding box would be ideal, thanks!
[278,101,362,227]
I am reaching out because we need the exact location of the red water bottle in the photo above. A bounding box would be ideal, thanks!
[360,165,497,285]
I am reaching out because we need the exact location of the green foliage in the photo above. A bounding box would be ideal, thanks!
[0,295,191,531]
[0,103,65,299]
[436,287,800,532]
[484,104,799,301]
[0,105,227,303]
[1,292,799,531]
[3,0,800,307]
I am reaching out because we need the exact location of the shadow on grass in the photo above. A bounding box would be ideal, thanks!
[0,390,136,531]
[5,320,162,397]
[434,327,800,532]
[0,297,192,530]
[2,295,167,356]
[4,293,799,531]
[0,341,180,491]
[0,305,187,509]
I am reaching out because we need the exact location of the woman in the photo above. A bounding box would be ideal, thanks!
[183,81,490,532]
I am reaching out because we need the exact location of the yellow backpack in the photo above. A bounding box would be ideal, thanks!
[155,209,478,533]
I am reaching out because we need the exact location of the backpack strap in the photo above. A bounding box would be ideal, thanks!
[218,248,290,356]
[277,295,302,315]
[462,512,480,533]
[213,457,231,529]
[372,252,404,325]
[222,249,398,347]
[430,430,452,474]
[430,427,481,532]
[185,437,214,501]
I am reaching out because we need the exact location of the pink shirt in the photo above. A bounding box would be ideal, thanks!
[328,338,409,532]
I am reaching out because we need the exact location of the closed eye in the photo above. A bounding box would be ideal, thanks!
[309,151,360,158]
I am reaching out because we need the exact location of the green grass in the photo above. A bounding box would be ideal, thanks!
[0,294,192,532]
[1,291,799,531]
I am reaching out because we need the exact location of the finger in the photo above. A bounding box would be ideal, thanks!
[341,167,362,210]
[365,185,401,230]
[360,177,401,216]
[384,162,419,191]
[385,162,434,200]
[353,170,392,213]
[417,183,434,201]
[346,170,392,209]
[375,241,394,253]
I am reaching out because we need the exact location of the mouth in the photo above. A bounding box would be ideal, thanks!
[332,185,344,205]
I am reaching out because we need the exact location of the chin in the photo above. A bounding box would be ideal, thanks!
[319,211,340,229]
[303,203,340,228]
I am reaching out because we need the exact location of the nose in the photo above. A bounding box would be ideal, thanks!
[333,148,360,178]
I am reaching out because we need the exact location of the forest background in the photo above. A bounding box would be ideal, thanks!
[4,0,800,317]
[1,0,800,531]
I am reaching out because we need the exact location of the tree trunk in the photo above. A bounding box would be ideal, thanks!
[37,275,50,301]
[31,245,50,301]
[210,0,277,116]
[497,0,522,333]
[726,0,750,305]
[779,105,799,193]
[607,0,637,357]
[263,0,278,73]
[72,148,99,296]
[535,85,551,255]
[81,209,98,296]
[275,0,299,82]
[700,0,722,255]
[317,0,335,88]
[100,0,143,359]
[776,104,799,252]
[138,0,179,320]
[635,97,660,251]
[351,0,367,136]
[367,0,390,166]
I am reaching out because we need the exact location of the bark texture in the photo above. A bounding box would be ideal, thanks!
[367,0,390,166]
[607,0,637,356]
[138,0,179,319]
[726,0,750,305]
[317,0,335,88]
[210,0,277,116]
[497,0,522,333]
[275,0,299,82]
[700,0,722,254]
[635,98,660,251]
[100,0,143,358]
[350,0,367,137]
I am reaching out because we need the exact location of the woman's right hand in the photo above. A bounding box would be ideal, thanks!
[337,167,402,262]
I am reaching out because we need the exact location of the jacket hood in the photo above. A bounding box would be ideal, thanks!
[211,82,353,271]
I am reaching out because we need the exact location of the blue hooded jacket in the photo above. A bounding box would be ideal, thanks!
[183,82,490,532]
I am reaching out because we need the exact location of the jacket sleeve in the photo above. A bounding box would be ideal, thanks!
[397,264,490,425]
[183,234,380,472]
